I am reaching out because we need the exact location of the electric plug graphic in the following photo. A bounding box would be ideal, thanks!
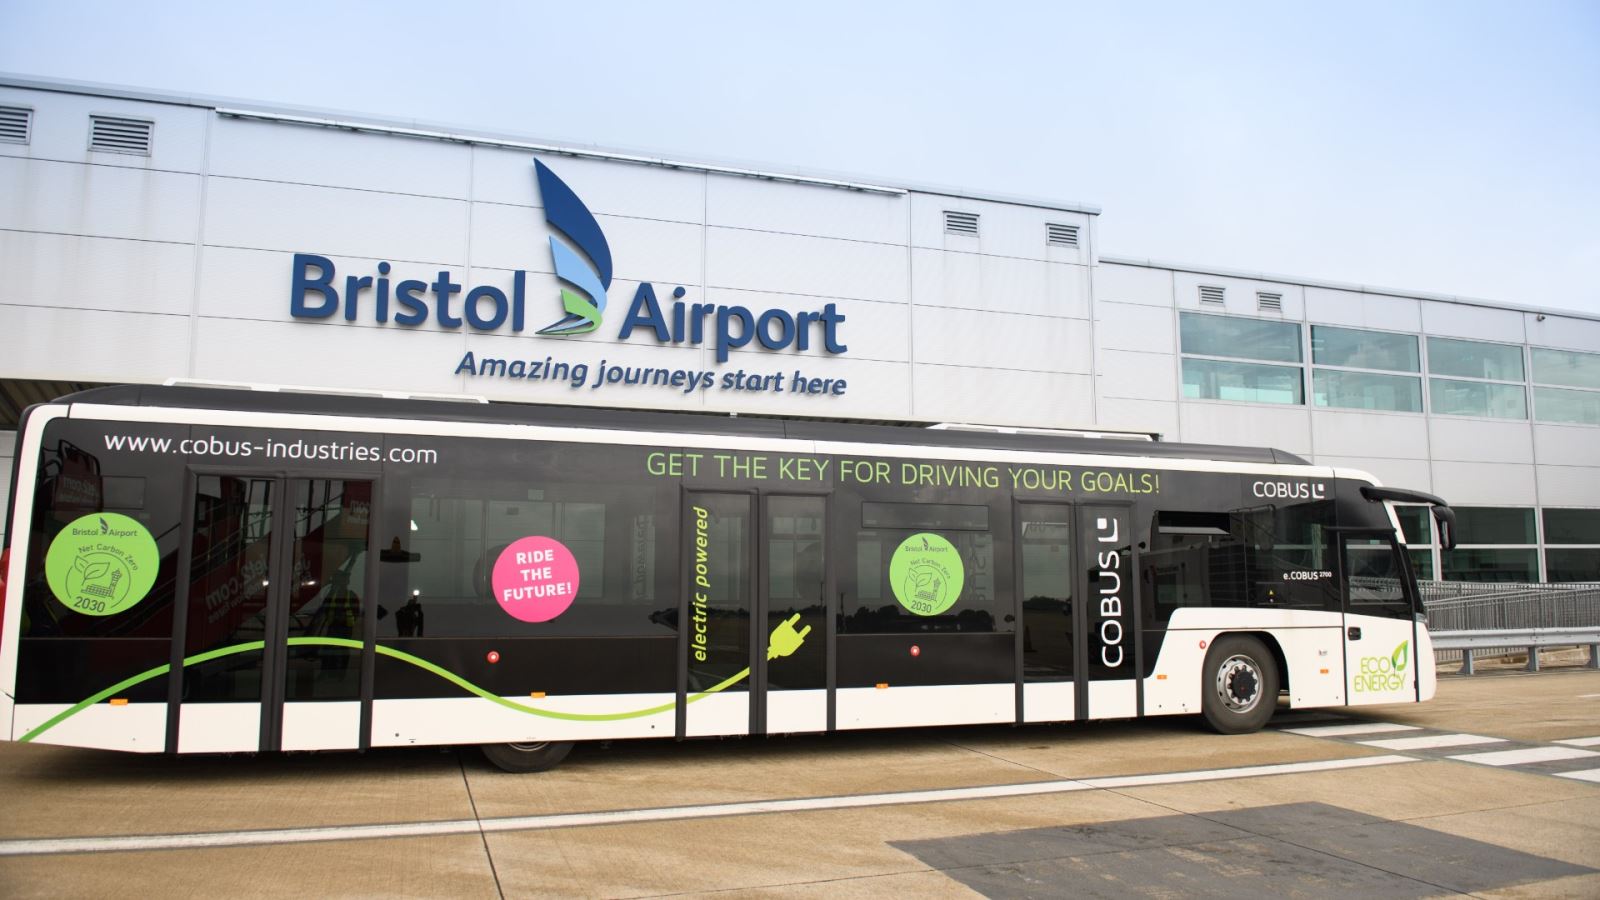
[767,613,812,660]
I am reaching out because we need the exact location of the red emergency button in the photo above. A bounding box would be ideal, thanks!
[910,645,921,657]
[486,650,501,664]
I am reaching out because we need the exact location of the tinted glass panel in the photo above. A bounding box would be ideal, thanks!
[184,475,275,702]
[688,494,750,693]
[1546,549,1600,582]
[1453,507,1535,544]
[1408,549,1435,580]
[283,479,370,701]
[1181,313,1302,362]
[1543,509,1600,545]
[1312,369,1423,412]
[1441,547,1538,582]
[862,501,989,531]
[1427,337,1525,381]
[1020,507,1073,681]
[1395,506,1432,545]
[1429,378,1527,419]
[1531,347,1600,389]
[1345,538,1407,611]
[1182,359,1303,404]
[765,496,825,691]
[1533,386,1600,425]
[1143,502,1336,622]
[1311,326,1419,372]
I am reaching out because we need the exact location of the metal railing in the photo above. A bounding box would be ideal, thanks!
[1420,581,1600,673]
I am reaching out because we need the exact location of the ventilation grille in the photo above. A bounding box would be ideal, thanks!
[944,211,979,236]
[1046,223,1079,247]
[1198,285,1226,305]
[89,115,153,155]
[1257,291,1284,313]
[0,106,31,144]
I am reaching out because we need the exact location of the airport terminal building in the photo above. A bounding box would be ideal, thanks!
[2,75,1597,582]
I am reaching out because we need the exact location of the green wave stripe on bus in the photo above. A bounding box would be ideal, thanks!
[18,637,748,743]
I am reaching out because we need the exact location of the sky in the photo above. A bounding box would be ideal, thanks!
[2,0,1596,312]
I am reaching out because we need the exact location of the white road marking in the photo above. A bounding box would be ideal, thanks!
[1448,746,1600,766]
[1576,694,1600,700]
[0,754,1417,858]
[1358,733,1505,751]
[1554,737,1600,747]
[1557,769,1600,784]
[1283,723,1421,737]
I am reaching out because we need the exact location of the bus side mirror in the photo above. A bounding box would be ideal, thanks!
[1434,507,1457,551]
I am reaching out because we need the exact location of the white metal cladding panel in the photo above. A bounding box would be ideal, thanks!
[910,249,1090,319]
[1304,287,1423,333]
[1310,410,1429,460]
[911,306,1093,374]
[766,689,827,734]
[1096,301,1176,353]
[704,287,909,364]
[0,156,200,243]
[705,226,907,303]
[0,87,209,172]
[1420,299,1524,341]
[710,355,912,420]
[203,176,467,264]
[371,695,675,746]
[685,692,750,738]
[472,148,706,224]
[1093,263,1175,307]
[0,306,190,381]
[1095,397,1178,438]
[1022,682,1073,723]
[280,702,360,751]
[1533,424,1600,467]
[1098,349,1177,401]
[1525,313,1600,353]
[1087,680,1137,719]
[1178,403,1312,456]
[706,173,908,245]
[177,704,260,753]
[189,316,468,395]
[1431,460,1537,506]
[1173,272,1305,319]
[0,230,196,316]
[836,684,1013,730]
[208,116,473,199]
[197,245,511,332]
[1427,418,1534,465]
[1537,465,1600,507]
[471,205,703,287]
[912,366,1095,428]
[12,703,167,751]
[1313,455,1431,494]
[908,193,1085,264]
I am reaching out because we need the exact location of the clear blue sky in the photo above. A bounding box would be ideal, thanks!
[2,0,1596,312]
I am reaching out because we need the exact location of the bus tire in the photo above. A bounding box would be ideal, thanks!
[480,740,574,773]
[1201,635,1278,734]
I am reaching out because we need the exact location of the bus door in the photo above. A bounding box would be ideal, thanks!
[680,492,828,738]
[1016,502,1078,723]
[171,474,375,753]
[1337,530,1419,706]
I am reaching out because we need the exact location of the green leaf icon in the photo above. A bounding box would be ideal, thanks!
[84,561,111,581]
[1391,641,1409,672]
[73,557,89,574]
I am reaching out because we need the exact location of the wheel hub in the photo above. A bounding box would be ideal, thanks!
[1216,655,1262,713]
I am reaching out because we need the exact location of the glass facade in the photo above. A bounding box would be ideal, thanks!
[1427,337,1525,381]
[1544,509,1600,545]
[1312,326,1419,372]
[1180,313,1302,362]
[1313,370,1423,412]
[1531,347,1600,389]
[1429,378,1528,419]
[1182,358,1303,404]
[1441,547,1539,582]
[1533,386,1600,425]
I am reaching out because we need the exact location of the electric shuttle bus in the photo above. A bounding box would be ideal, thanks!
[0,385,1455,771]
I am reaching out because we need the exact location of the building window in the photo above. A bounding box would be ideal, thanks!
[1531,348,1600,426]
[1314,326,1420,372]
[1543,509,1600,582]
[1309,326,1423,412]
[1426,337,1528,420]
[1313,370,1423,413]
[1179,313,1303,405]
[1440,506,1538,582]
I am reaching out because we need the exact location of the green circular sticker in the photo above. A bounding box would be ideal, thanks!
[45,513,159,616]
[889,532,965,616]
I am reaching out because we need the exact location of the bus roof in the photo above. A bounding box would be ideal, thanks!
[43,384,1310,466]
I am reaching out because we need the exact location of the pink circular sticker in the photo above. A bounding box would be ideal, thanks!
[491,536,580,623]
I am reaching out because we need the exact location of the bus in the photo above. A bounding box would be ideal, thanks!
[0,384,1455,772]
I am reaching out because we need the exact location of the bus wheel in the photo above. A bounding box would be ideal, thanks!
[481,740,574,773]
[1201,636,1278,734]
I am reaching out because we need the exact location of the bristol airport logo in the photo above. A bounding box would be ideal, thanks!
[533,160,612,336]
